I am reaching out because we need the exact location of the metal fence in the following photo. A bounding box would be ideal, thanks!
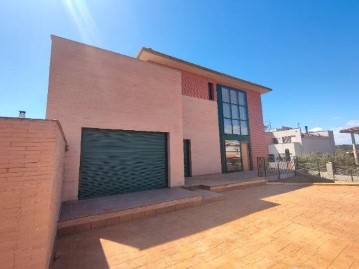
[257,157,297,181]
[333,164,359,182]
[297,159,359,182]
[296,159,327,178]
[257,157,359,182]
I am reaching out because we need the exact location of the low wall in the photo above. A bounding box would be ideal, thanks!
[0,118,66,269]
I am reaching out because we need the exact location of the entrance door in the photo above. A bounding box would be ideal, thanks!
[183,139,191,177]
[225,140,243,172]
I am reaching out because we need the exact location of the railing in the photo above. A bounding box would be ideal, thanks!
[296,160,327,178]
[333,164,359,182]
[257,157,359,182]
[257,157,297,181]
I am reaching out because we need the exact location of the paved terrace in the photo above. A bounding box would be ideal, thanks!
[53,184,359,268]
[58,188,203,235]
[58,172,265,236]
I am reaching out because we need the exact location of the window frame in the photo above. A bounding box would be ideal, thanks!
[217,84,252,173]
[221,86,249,136]
[224,139,243,172]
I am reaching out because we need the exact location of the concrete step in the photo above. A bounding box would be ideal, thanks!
[207,178,267,192]
[184,178,267,193]
[57,188,202,237]
[191,189,224,203]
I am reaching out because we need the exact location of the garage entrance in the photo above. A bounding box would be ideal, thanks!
[79,128,168,199]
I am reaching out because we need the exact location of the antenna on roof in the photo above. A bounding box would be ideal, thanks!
[264,122,271,131]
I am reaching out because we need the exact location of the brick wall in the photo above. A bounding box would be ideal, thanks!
[0,118,66,269]
[181,71,268,169]
[182,96,221,176]
[246,90,268,168]
[47,36,184,201]
[181,71,216,100]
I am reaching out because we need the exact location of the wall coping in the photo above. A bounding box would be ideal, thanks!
[0,117,68,146]
[51,35,181,78]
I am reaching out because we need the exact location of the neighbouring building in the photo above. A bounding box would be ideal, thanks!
[46,36,271,201]
[265,126,336,161]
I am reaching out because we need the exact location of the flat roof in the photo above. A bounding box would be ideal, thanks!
[137,48,272,94]
[340,126,359,134]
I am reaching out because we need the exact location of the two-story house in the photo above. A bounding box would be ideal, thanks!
[46,36,271,201]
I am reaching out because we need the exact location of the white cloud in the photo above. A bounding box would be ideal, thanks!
[346,120,359,127]
[332,120,359,145]
[333,129,351,145]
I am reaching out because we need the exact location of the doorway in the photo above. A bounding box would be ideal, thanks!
[183,139,191,177]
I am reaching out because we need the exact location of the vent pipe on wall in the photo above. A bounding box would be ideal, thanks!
[19,111,26,118]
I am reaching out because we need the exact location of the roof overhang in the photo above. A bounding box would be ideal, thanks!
[137,48,272,95]
[340,126,359,134]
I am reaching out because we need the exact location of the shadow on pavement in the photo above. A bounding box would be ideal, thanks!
[53,184,309,269]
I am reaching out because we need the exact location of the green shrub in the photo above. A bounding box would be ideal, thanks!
[299,149,357,167]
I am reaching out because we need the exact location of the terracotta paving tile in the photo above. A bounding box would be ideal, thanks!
[53,184,359,269]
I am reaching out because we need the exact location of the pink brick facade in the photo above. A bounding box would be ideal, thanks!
[182,96,222,176]
[246,90,267,168]
[45,36,269,201]
[180,72,268,169]
[0,118,66,269]
[181,71,217,101]
[46,36,184,201]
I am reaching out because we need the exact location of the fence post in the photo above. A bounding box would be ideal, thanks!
[257,157,266,177]
[277,162,281,180]
[264,158,267,177]
[351,170,354,182]
[317,162,321,177]
[295,157,299,180]
[326,162,334,180]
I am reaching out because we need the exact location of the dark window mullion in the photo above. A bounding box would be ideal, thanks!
[239,104,248,135]
[224,117,233,134]
[239,118,242,135]
[228,102,233,134]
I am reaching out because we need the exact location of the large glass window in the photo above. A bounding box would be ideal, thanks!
[222,87,230,103]
[222,87,249,135]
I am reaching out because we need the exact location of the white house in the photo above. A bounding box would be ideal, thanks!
[265,126,336,160]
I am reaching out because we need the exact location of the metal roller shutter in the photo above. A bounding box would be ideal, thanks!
[79,128,168,199]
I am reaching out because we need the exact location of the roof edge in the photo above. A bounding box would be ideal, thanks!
[137,47,272,94]
[340,126,359,134]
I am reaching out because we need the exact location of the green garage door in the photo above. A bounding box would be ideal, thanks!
[79,128,168,199]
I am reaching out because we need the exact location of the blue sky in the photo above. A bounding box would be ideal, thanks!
[1,0,358,144]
